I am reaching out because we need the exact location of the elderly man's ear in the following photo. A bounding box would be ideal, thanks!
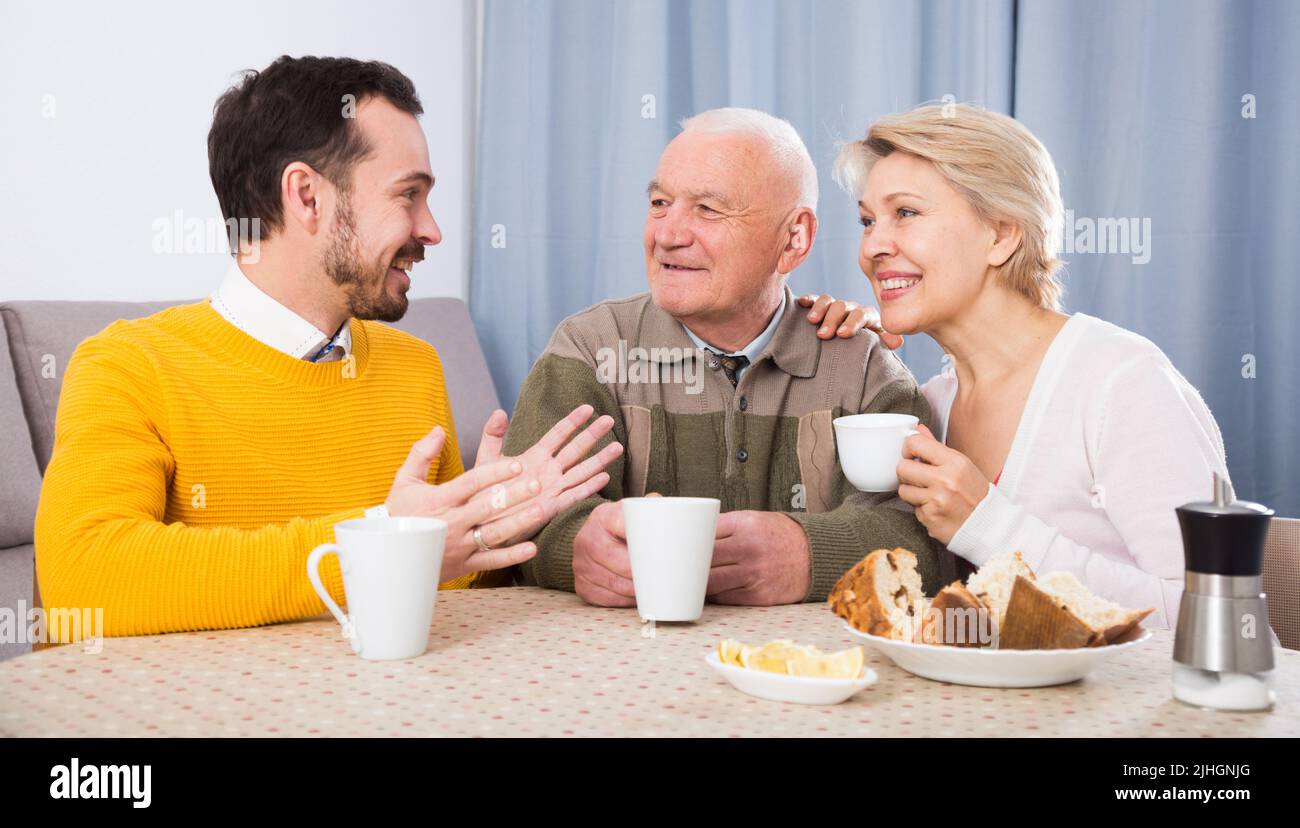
[777,209,818,274]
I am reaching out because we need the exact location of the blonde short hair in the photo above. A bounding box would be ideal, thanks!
[834,103,1065,311]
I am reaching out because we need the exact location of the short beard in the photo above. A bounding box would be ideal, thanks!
[322,188,409,323]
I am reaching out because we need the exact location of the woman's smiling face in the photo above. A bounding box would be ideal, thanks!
[856,151,1004,336]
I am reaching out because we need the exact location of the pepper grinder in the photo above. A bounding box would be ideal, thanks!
[1171,472,1276,711]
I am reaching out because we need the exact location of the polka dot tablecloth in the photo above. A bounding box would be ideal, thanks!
[0,587,1296,737]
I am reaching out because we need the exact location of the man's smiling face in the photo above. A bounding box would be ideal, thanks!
[321,96,442,322]
[644,130,797,326]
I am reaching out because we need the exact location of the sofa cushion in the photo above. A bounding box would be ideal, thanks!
[1,301,173,473]
[0,543,34,662]
[385,298,502,467]
[0,314,43,548]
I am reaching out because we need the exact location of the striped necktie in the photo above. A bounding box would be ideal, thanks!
[704,350,749,388]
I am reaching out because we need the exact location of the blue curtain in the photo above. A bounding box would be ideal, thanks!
[471,0,1299,517]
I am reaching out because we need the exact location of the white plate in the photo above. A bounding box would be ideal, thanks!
[705,652,878,705]
[843,621,1153,688]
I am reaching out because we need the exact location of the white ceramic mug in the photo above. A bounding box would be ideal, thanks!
[307,516,447,660]
[621,497,720,622]
[832,413,921,492]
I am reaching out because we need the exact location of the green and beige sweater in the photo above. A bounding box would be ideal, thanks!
[502,287,954,601]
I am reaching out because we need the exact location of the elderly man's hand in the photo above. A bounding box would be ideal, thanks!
[572,500,638,607]
[797,293,904,349]
[707,511,811,605]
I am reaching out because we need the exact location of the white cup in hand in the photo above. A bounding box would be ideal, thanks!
[833,413,920,492]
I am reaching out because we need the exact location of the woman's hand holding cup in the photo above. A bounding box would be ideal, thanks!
[896,424,991,545]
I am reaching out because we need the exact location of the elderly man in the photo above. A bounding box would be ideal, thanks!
[502,108,947,607]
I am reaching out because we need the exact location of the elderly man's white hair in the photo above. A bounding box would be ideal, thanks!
[678,107,819,212]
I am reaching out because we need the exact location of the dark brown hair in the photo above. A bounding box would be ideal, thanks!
[207,55,422,237]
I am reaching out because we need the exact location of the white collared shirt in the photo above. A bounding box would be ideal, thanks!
[209,262,351,362]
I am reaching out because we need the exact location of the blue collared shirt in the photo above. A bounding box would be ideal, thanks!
[681,291,786,383]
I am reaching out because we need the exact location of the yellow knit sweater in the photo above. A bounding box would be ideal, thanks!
[35,300,500,642]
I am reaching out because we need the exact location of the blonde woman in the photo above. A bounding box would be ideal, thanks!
[825,104,1228,628]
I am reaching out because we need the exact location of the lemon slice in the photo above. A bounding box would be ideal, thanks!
[717,638,861,678]
[740,640,819,674]
[717,638,751,667]
[785,646,865,680]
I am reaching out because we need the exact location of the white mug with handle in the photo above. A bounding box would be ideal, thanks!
[307,516,447,660]
[832,413,921,492]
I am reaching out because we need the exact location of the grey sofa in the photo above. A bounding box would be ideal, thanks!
[0,298,500,661]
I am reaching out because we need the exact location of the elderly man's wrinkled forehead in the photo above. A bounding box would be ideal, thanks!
[654,130,799,214]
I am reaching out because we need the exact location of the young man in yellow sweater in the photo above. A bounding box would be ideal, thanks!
[33,57,623,641]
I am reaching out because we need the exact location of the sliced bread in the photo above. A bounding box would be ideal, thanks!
[829,548,928,640]
[964,550,1036,631]
[998,575,1105,649]
[916,581,993,647]
[1036,571,1155,644]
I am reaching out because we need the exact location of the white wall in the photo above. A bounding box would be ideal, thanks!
[0,0,477,302]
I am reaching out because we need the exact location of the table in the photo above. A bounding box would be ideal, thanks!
[1,587,1296,737]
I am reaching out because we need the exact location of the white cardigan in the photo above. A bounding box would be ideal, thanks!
[922,313,1229,629]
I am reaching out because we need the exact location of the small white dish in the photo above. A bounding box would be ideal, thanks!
[843,621,1152,688]
[705,652,878,705]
